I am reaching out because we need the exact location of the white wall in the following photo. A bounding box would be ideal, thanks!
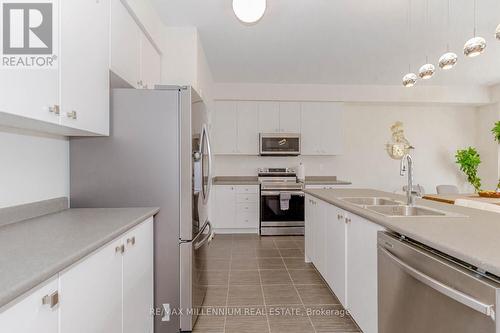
[214,103,478,194]
[0,127,69,208]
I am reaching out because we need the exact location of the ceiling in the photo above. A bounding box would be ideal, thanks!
[152,0,500,86]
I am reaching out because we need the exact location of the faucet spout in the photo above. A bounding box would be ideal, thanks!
[400,154,415,206]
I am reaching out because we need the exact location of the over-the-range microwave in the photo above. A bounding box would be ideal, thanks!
[259,133,301,156]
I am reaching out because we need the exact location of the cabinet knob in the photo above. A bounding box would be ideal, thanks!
[127,236,136,246]
[49,105,60,115]
[42,291,59,308]
[66,110,77,119]
[115,244,125,254]
[345,217,351,224]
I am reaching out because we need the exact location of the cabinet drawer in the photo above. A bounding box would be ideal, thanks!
[235,186,259,194]
[236,203,259,227]
[236,193,258,203]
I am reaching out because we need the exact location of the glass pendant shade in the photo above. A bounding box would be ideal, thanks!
[496,24,500,40]
[438,52,458,70]
[464,36,486,57]
[418,64,435,79]
[232,0,266,23]
[402,73,418,87]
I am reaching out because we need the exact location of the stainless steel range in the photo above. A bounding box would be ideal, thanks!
[258,168,305,236]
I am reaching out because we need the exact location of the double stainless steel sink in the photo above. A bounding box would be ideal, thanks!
[339,197,459,217]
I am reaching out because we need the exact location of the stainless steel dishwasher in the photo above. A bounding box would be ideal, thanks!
[378,232,499,333]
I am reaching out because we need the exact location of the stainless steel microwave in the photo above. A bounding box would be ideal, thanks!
[259,133,301,156]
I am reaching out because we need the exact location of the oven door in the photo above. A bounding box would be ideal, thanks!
[260,133,301,156]
[260,190,305,226]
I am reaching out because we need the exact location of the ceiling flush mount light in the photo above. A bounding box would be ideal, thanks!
[464,0,486,57]
[419,63,435,79]
[232,0,266,24]
[403,73,418,87]
[439,52,458,69]
[439,0,458,70]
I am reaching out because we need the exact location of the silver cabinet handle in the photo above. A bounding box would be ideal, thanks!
[127,236,136,246]
[115,244,125,254]
[345,217,351,224]
[379,247,496,319]
[42,291,59,308]
[66,110,77,119]
[49,105,60,115]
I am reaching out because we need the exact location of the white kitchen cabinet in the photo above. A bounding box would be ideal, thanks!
[301,102,344,155]
[214,185,259,231]
[325,204,347,306]
[278,102,301,133]
[140,33,162,89]
[313,199,327,276]
[237,102,259,154]
[304,196,314,263]
[0,277,59,333]
[111,0,142,88]
[258,101,280,133]
[213,101,238,154]
[122,219,154,333]
[59,237,123,333]
[60,0,110,135]
[346,214,384,333]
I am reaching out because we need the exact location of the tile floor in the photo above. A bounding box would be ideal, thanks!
[193,234,361,333]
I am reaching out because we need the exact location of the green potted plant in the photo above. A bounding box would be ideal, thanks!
[492,121,500,191]
[455,147,482,193]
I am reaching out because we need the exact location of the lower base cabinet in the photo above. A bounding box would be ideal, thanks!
[305,195,384,333]
[0,217,153,333]
[214,185,259,232]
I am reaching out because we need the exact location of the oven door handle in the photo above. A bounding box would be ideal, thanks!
[261,191,304,196]
[379,247,496,320]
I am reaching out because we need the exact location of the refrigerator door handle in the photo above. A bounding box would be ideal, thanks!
[194,220,213,250]
[199,124,213,204]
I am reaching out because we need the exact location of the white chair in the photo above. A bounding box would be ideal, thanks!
[436,185,459,194]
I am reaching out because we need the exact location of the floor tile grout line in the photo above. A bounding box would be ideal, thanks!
[257,255,272,333]
[276,237,318,333]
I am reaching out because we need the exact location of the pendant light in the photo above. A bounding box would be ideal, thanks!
[495,23,500,40]
[438,0,458,70]
[233,0,266,24]
[419,0,435,80]
[402,0,417,87]
[464,0,486,57]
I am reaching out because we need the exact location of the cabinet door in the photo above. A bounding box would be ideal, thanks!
[236,203,259,229]
[236,101,259,154]
[59,239,123,333]
[300,102,322,155]
[60,0,110,135]
[320,103,343,155]
[279,102,301,133]
[304,196,314,263]
[314,200,326,276]
[258,101,280,133]
[123,218,154,333]
[325,205,347,306]
[140,33,161,89]
[0,277,59,333]
[346,214,385,333]
[213,101,238,154]
[214,186,236,228]
[110,0,141,88]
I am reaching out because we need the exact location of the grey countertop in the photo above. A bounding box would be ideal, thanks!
[0,206,159,309]
[304,188,500,277]
[213,176,351,186]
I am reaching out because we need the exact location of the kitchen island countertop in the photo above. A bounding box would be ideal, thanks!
[304,188,500,277]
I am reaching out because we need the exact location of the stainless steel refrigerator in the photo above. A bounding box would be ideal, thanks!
[70,86,214,332]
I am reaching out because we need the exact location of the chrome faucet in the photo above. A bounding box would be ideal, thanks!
[400,154,416,206]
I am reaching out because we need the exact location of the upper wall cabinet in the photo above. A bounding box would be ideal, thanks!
[213,101,259,155]
[213,100,344,155]
[301,102,344,155]
[60,0,110,135]
[258,101,301,133]
[110,0,161,89]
